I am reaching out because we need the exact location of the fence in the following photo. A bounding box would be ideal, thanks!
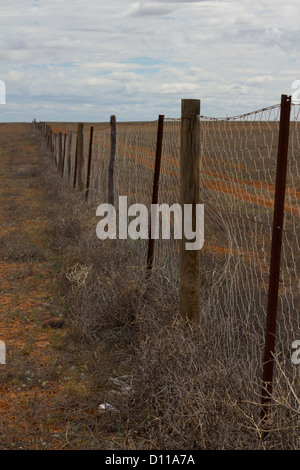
[34,95,300,437]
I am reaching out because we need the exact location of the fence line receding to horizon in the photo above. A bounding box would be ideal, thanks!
[34,96,300,442]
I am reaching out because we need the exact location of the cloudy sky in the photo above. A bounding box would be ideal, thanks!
[0,0,300,122]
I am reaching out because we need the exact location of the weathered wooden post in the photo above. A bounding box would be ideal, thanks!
[74,123,84,190]
[47,126,52,150]
[57,132,63,174]
[53,133,58,167]
[67,130,73,181]
[179,99,201,324]
[45,125,49,146]
[61,133,67,178]
[48,128,53,153]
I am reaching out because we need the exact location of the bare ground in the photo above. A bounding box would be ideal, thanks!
[0,123,126,450]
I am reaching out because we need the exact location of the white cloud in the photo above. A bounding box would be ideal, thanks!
[0,0,300,121]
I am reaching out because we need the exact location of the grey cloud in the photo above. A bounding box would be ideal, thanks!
[129,3,178,17]
[139,0,217,2]
[0,0,300,121]
[129,0,216,17]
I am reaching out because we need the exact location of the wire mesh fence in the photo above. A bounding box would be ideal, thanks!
[37,99,300,442]
[40,109,300,360]
[200,103,299,438]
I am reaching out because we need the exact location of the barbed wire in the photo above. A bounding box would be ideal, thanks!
[200,103,282,121]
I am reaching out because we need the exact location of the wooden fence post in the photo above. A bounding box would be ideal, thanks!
[53,133,58,167]
[58,132,63,174]
[108,115,116,205]
[74,123,84,189]
[47,127,52,150]
[45,125,49,146]
[179,99,201,324]
[67,130,73,181]
[85,126,94,201]
[61,133,67,178]
[260,94,292,425]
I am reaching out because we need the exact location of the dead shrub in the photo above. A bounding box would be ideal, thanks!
[64,259,148,348]
[44,214,82,254]
[33,126,299,450]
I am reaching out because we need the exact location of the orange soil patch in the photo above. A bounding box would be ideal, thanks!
[110,142,300,216]
[48,121,300,214]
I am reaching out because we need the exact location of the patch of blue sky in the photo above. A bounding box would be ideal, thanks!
[45,62,78,68]
[137,66,161,75]
[20,19,40,27]
[120,57,164,75]
[160,16,175,21]
[258,9,274,14]
[31,64,49,70]
[55,62,77,67]
[124,57,165,67]
[0,60,13,67]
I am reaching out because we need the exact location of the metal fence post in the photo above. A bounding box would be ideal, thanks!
[85,126,94,201]
[260,94,292,424]
[108,115,116,205]
[77,123,84,191]
[147,115,164,270]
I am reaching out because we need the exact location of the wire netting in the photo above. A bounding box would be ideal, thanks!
[198,104,299,441]
[45,104,300,443]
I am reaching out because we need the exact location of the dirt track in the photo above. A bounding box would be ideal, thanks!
[0,124,64,447]
[0,124,105,450]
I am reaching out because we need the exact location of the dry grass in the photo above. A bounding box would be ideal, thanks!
[34,127,299,450]
[1,123,298,450]
[0,232,46,262]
